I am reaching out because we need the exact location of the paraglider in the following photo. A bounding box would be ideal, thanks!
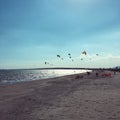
[57,55,63,60]
[80,51,87,61]
[57,55,60,58]
[68,53,74,61]
[81,58,83,61]
[45,61,53,66]
[68,53,71,56]
[68,53,71,59]
[82,51,87,55]
[45,61,49,65]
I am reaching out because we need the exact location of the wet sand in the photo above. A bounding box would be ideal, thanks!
[0,70,120,120]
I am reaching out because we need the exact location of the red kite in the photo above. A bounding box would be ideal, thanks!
[82,51,87,55]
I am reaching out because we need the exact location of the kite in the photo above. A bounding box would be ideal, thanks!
[57,55,60,58]
[82,51,87,55]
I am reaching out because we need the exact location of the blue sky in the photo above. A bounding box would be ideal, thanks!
[0,0,120,69]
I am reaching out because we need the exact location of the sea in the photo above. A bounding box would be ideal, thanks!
[0,69,91,85]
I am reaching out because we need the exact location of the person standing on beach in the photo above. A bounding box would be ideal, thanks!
[96,73,98,77]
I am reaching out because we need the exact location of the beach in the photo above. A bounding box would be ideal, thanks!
[0,70,120,120]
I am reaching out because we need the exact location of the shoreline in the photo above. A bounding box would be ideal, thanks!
[0,69,91,86]
[0,70,120,120]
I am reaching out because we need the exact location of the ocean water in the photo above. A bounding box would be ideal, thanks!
[0,69,91,85]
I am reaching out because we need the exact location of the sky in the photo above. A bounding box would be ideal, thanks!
[0,0,120,69]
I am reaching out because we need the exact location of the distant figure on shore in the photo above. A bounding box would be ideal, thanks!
[75,75,84,79]
[87,72,90,76]
[102,73,111,77]
[96,73,98,77]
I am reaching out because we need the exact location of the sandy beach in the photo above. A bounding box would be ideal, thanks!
[0,70,120,120]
